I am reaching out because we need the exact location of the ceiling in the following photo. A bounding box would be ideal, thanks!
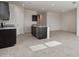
[9,1,79,13]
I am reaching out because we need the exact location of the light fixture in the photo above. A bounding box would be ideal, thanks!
[42,8,45,10]
[51,4,55,7]
[22,4,24,7]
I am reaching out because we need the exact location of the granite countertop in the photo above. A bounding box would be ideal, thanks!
[32,24,47,27]
[0,27,16,30]
[0,25,16,30]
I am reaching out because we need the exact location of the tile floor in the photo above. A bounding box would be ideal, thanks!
[0,30,79,57]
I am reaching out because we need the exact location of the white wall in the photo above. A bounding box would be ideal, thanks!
[37,12,47,26]
[47,10,76,33]
[47,12,61,31]
[77,7,79,36]
[61,10,76,33]
[5,3,37,35]
[4,3,25,35]
[5,3,15,25]
[24,9,37,33]
[14,4,24,35]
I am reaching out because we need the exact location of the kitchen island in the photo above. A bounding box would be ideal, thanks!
[31,24,47,39]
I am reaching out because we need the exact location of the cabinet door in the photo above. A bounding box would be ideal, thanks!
[0,29,16,48]
[37,27,47,39]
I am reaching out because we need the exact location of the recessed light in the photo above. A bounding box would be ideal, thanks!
[51,4,55,6]
[22,4,24,7]
[42,8,45,10]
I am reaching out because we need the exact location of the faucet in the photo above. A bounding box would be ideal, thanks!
[1,22,4,27]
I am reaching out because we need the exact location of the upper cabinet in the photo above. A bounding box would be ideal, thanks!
[0,1,10,20]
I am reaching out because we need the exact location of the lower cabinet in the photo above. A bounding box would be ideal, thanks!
[36,27,47,39]
[0,29,16,48]
[31,25,47,39]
